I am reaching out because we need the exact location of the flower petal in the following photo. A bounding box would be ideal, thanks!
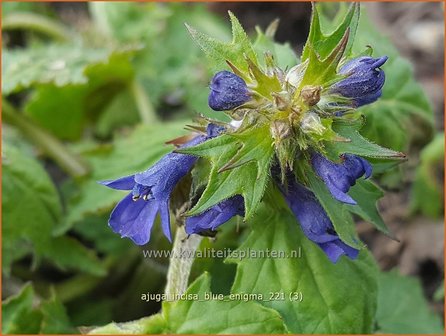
[109,193,159,245]
[185,195,244,234]
[98,175,135,190]
[277,175,359,263]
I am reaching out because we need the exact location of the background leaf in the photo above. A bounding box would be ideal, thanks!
[376,271,444,334]
[2,144,105,276]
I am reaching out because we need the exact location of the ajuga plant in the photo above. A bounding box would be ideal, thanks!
[100,3,408,334]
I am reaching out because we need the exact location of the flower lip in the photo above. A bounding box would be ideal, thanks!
[311,152,372,205]
[208,70,251,111]
[99,123,225,245]
[274,169,359,263]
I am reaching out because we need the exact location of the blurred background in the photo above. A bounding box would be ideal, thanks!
[2,1,444,333]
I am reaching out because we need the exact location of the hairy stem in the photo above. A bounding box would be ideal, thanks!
[3,99,90,178]
[164,226,202,299]
[2,12,72,42]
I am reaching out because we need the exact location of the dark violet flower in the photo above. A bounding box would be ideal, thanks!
[311,152,372,205]
[100,125,222,245]
[331,56,388,107]
[185,195,245,235]
[278,174,359,263]
[208,71,251,111]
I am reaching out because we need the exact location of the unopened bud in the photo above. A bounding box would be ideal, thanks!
[271,120,292,141]
[300,85,322,106]
[300,112,325,136]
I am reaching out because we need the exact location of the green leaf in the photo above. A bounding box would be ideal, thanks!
[376,271,444,334]
[162,273,288,334]
[306,169,363,249]
[324,118,406,161]
[61,122,187,233]
[347,179,392,237]
[410,132,444,218]
[2,284,42,334]
[179,124,274,219]
[352,7,433,152]
[186,11,257,75]
[228,197,378,333]
[39,292,77,334]
[89,273,287,334]
[2,44,138,95]
[2,284,76,334]
[24,85,86,140]
[302,3,360,61]
[88,315,165,335]
[2,144,105,276]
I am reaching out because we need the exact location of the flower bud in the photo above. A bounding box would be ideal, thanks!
[300,85,322,106]
[300,112,326,136]
[331,56,388,107]
[208,71,251,111]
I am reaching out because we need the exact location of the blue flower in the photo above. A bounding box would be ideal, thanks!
[208,71,251,111]
[311,152,372,205]
[331,56,387,107]
[100,125,222,245]
[278,174,359,263]
[185,195,245,235]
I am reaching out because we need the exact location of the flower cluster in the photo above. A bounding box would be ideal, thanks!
[101,15,390,263]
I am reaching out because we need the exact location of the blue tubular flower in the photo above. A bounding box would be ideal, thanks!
[185,195,245,235]
[278,174,359,263]
[311,152,372,205]
[208,71,251,111]
[331,56,388,107]
[100,125,222,245]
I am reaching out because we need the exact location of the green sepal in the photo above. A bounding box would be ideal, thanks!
[186,11,258,76]
[324,117,406,161]
[178,124,274,219]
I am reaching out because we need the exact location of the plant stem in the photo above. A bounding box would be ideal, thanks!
[164,226,202,299]
[130,80,159,125]
[2,99,90,178]
[2,12,73,42]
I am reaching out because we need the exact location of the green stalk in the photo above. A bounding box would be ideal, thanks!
[2,12,73,42]
[164,226,202,299]
[2,99,90,178]
[130,80,159,125]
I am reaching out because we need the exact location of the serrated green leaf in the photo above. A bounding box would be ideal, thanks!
[186,11,257,75]
[162,273,288,334]
[347,179,392,237]
[376,271,444,334]
[61,122,187,233]
[324,118,406,161]
[302,3,360,61]
[306,169,363,249]
[228,199,378,333]
[410,132,444,218]
[179,125,274,219]
[2,144,105,276]
[2,44,138,95]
